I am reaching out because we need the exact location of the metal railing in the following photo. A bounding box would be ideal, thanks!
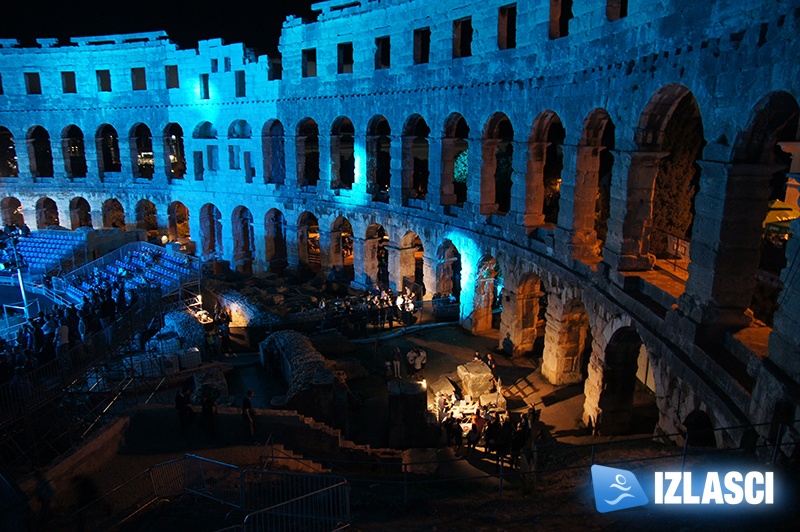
[240,481,350,532]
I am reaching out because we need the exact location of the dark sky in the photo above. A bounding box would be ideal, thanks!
[0,0,318,55]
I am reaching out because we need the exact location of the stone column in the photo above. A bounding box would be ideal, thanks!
[284,135,300,193]
[152,135,169,188]
[508,139,530,226]
[422,253,436,300]
[350,235,369,290]
[541,292,591,385]
[386,244,403,292]
[400,135,415,206]
[318,228,334,276]
[464,138,482,216]
[284,222,302,271]
[498,284,543,357]
[439,137,457,205]
[426,137,442,208]
[388,134,402,206]
[523,141,548,229]
[553,144,579,257]
[479,138,500,215]
[769,216,800,380]
[318,133,333,191]
[604,150,668,271]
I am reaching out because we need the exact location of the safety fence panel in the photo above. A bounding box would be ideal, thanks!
[242,481,350,532]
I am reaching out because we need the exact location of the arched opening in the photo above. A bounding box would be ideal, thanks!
[574,109,615,262]
[399,231,425,299]
[264,209,287,272]
[262,120,285,184]
[200,203,223,260]
[135,199,158,236]
[500,273,546,357]
[35,197,59,229]
[0,127,18,177]
[642,88,705,282]
[130,123,154,179]
[435,240,462,301]
[330,216,354,282]
[402,115,430,203]
[163,123,186,179]
[331,117,355,190]
[296,118,320,187]
[367,115,391,202]
[542,298,593,385]
[592,327,657,435]
[726,92,800,327]
[228,120,252,139]
[297,212,320,274]
[530,110,565,225]
[96,124,121,174]
[167,201,190,241]
[0,197,23,227]
[102,198,125,230]
[364,223,390,287]
[27,126,54,178]
[69,197,92,230]
[62,125,87,178]
[442,114,470,206]
[683,410,716,447]
[232,206,255,275]
[473,255,502,332]
[193,121,218,139]
[481,113,514,215]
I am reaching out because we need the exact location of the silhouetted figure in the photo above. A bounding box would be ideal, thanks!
[242,389,256,442]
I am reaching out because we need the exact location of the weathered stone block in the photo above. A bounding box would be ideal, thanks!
[456,361,494,398]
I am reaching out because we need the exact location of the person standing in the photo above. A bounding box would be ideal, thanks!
[392,348,402,378]
[242,389,256,442]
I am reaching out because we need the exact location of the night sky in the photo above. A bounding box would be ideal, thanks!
[0,0,318,55]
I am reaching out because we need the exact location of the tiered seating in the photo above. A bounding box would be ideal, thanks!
[66,246,195,300]
[16,230,86,273]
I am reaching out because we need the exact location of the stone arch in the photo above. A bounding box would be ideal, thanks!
[632,85,705,284]
[262,119,285,185]
[0,197,23,227]
[402,114,431,203]
[573,108,615,262]
[367,115,391,202]
[102,198,125,229]
[193,121,218,139]
[35,197,60,229]
[27,125,54,178]
[365,223,390,287]
[473,255,502,332]
[163,123,186,179]
[330,216,354,282]
[399,231,425,298]
[135,199,158,235]
[130,123,154,179]
[232,206,255,275]
[296,118,320,187]
[441,113,470,206]
[200,203,223,260]
[69,197,92,229]
[61,124,87,178]
[297,211,320,274]
[591,326,645,435]
[167,201,190,241]
[96,124,121,174]
[683,409,716,447]
[330,116,355,190]
[481,112,514,215]
[0,127,18,177]
[435,240,462,301]
[264,209,287,272]
[542,296,593,385]
[528,110,565,226]
[228,119,252,139]
[714,91,800,327]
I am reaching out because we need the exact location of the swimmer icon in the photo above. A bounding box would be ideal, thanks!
[591,465,649,513]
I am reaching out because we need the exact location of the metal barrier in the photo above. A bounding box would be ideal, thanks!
[183,454,242,508]
[241,481,350,532]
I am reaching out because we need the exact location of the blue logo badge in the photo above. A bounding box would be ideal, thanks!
[591,464,649,513]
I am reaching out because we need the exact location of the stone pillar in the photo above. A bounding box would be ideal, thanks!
[523,141,548,229]
[386,244,404,292]
[285,222,302,271]
[498,284,543,357]
[769,216,800,380]
[778,141,800,207]
[440,137,457,205]
[508,139,530,226]
[152,135,169,188]
[465,138,482,216]
[284,135,299,192]
[400,135,415,206]
[350,235,369,290]
[604,150,668,271]
[388,134,402,206]
[426,137,442,208]
[318,133,332,191]
[318,229,334,276]
[422,253,436,300]
[560,145,600,260]
[471,276,497,333]
[479,138,500,215]
[553,144,579,257]
[541,293,591,385]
